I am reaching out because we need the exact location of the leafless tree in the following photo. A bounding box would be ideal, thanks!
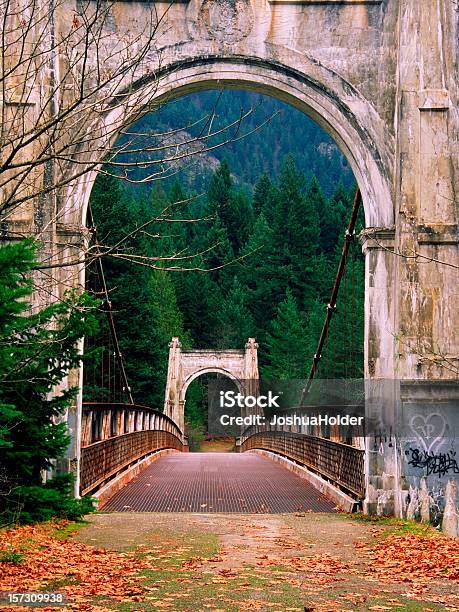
[0,0,275,254]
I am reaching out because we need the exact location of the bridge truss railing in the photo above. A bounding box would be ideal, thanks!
[240,420,365,499]
[80,402,183,495]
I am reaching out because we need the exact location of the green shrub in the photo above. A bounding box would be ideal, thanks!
[186,423,206,452]
[7,475,94,525]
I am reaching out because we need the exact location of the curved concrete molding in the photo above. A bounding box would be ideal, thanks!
[269,1,381,3]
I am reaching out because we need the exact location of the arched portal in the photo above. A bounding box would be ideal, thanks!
[64,57,394,230]
[164,337,260,434]
[62,58,398,499]
[62,55,398,385]
[180,368,243,402]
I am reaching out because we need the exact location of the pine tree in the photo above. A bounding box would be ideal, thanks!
[253,173,273,217]
[227,188,254,253]
[269,157,321,310]
[263,290,310,380]
[173,268,221,348]
[90,174,190,407]
[319,180,348,254]
[215,278,255,349]
[196,215,235,289]
[0,241,97,523]
[207,161,253,253]
[239,212,289,340]
[207,159,232,211]
[286,170,321,307]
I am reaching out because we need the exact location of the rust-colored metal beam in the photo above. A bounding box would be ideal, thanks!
[303,188,362,397]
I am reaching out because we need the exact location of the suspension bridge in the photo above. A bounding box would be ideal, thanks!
[79,192,365,513]
[2,0,457,532]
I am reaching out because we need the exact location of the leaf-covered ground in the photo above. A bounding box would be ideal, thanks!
[1,513,459,611]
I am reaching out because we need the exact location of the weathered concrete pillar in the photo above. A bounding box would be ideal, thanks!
[359,231,399,516]
[52,224,88,495]
[359,229,396,380]
[163,337,182,425]
[442,480,458,538]
[394,0,458,380]
[365,0,459,524]
[419,478,431,524]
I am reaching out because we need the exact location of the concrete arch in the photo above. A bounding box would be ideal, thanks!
[180,368,242,403]
[66,53,394,230]
[62,54,396,381]
[163,338,259,434]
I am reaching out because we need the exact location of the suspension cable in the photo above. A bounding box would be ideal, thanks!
[302,188,362,398]
[87,205,134,405]
[343,258,347,378]
[351,240,356,378]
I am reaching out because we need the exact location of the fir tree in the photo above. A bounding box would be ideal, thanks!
[269,157,321,309]
[173,268,221,348]
[90,174,189,407]
[319,180,348,254]
[253,173,273,217]
[0,241,97,523]
[207,159,232,212]
[239,212,288,338]
[196,215,235,289]
[207,161,253,253]
[263,290,310,380]
[215,278,255,349]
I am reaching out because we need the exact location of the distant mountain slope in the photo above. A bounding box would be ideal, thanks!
[126,89,354,196]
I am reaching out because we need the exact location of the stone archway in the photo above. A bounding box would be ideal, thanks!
[64,54,399,385]
[164,337,259,434]
[66,55,394,231]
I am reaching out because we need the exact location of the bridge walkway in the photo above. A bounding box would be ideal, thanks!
[101,452,337,513]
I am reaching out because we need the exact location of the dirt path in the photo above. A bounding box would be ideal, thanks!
[75,512,459,611]
[199,439,235,452]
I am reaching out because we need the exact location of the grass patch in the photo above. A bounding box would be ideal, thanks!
[350,513,441,537]
[41,576,81,591]
[52,520,87,540]
[93,527,306,611]
[366,596,441,611]
[0,549,24,563]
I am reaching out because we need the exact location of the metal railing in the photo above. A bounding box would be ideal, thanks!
[240,429,365,498]
[80,403,183,495]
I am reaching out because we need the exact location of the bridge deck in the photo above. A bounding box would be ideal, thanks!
[102,452,337,513]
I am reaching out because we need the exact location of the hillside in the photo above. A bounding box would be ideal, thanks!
[122,89,354,197]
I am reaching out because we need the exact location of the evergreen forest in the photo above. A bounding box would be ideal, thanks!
[88,91,364,438]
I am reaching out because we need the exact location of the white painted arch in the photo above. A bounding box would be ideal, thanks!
[163,338,260,434]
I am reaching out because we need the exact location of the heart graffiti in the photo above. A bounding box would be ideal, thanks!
[409,412,446,454]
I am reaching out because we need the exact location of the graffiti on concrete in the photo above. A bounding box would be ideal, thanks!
[405,447,459,478]
[409,412,446,453]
